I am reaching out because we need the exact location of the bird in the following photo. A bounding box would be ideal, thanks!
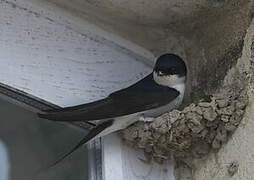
[38,53,187,165]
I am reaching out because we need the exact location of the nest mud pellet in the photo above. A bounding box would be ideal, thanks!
[121,91,248,163]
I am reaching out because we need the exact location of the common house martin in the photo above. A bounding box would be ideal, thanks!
[38,53,187,165]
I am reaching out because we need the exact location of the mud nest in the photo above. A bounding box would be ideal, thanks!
[121,90,248,163]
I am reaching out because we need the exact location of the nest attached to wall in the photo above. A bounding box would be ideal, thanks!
[121,89,248,163]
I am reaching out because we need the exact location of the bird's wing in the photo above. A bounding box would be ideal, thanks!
[38,74,180,122]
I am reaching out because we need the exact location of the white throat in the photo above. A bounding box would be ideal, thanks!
[153,72,186,95]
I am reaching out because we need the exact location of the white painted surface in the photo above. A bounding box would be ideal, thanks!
[103,134,124,180]
[0,0,175,180]
[103,134,175,180]
[0,141,10,180]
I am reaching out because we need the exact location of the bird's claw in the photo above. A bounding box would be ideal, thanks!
[139,115,155,122]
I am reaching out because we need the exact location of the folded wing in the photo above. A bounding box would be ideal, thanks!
[38,74,179,122]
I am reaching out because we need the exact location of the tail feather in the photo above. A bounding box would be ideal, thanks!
[48,120,113,168]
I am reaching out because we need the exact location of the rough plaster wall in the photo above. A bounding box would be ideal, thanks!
[192,18,254,180]
[173,0,253,101]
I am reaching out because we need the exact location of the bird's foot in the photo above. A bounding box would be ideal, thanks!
[139,115,155,122]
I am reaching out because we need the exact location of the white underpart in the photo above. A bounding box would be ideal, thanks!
[152,71,186,109]
[153,72,186,93]
[95,72,186,139]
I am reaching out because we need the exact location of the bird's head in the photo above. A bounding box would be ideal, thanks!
[153,54,187,90]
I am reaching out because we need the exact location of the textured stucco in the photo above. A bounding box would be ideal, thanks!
[191,19,254,180]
